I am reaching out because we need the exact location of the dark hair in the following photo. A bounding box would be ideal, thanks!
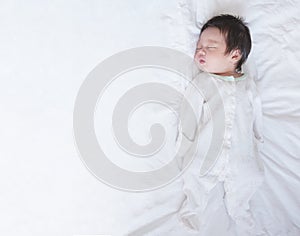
[201,14,252,73]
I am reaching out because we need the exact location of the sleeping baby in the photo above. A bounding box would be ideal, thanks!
[177,14,265,235]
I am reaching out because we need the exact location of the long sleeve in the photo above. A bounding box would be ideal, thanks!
[177,79,205,141]
[246,78,265,175]
[249,78,264,151]
[175,78,205,169]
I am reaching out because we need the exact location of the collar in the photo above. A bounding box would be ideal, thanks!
[209,73,247,82]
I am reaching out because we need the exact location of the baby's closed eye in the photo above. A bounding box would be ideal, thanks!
[196,46,217,51]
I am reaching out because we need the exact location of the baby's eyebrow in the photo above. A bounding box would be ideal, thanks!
[207,39,219,43]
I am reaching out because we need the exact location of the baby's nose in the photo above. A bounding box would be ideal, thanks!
[195,48,206,57]
[198,48,206,55]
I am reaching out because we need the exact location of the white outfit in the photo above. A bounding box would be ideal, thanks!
[176,72,265,235]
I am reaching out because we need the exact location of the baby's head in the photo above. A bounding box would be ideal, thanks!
[194,14,251,77]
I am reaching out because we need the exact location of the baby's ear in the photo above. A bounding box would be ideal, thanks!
[231,49,242,62]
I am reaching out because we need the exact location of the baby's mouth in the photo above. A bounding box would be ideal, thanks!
[199,59,206,64]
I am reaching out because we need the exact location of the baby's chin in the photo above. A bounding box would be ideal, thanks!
[198,64,211,73]
[197,64,222,74]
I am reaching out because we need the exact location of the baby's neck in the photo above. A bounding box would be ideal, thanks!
[213,71,243,78]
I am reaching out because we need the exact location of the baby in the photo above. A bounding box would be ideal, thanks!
[177,14,264,235]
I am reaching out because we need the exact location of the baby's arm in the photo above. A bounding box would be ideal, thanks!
[250,79,264,151]
[175,78,205,168]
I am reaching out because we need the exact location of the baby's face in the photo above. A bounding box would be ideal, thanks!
[194,27,238,76]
